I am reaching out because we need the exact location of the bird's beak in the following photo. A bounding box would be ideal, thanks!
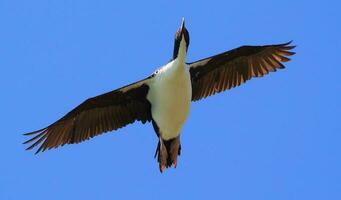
[180,18,186,34]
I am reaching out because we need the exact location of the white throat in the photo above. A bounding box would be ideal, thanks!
[177,36,187,63]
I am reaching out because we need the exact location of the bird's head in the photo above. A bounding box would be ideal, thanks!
[173,18,190,59]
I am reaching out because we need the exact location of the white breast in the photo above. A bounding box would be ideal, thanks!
[147,60,192,140]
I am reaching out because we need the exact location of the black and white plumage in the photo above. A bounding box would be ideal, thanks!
[24,18,295,172]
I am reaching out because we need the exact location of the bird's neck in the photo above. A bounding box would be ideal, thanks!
[174,37,187,71]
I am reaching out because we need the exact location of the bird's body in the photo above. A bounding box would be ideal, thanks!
[147,36,191,140]
[148,62,191,140]
[23,18,296,173]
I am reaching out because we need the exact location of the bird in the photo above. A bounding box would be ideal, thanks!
[23,18,295,173]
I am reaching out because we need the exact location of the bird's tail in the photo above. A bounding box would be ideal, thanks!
[154,136,181,173]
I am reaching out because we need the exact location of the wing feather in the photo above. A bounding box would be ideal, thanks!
[189,42,296,101]
[24,78,152,153]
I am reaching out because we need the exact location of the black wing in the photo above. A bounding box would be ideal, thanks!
[189,41,296,101]
[24,78,152,153]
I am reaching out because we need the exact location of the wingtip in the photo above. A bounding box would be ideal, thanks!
[25,146,41,155]
[35,145,45,154]
[279,40,294,46]
[286,40,296,48]
[276,41,296,52]
[25,145,34,151]
[23,131,38,136]
[23,141,30,145]
[23,128,46,136]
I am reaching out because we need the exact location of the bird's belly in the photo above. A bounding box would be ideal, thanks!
[147,71,192,140]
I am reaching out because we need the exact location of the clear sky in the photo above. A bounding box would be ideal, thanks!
[1,0,340,199]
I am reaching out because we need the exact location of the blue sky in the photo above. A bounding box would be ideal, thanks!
[1,0,340,199]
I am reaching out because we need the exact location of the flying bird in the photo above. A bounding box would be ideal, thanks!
[24,18,295,172]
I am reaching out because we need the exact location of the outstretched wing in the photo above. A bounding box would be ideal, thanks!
[24,78,152,153]
[189,41,296,101]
